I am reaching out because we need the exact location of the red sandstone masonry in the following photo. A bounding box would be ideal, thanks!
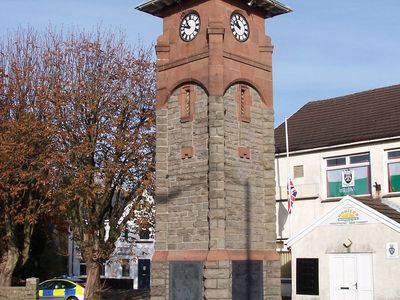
[152,249,279,261]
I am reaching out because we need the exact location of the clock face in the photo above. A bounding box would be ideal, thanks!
[180,12,200,42]
[230,13,249,42]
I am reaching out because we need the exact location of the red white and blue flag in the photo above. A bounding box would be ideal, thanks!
[287,178,297,214]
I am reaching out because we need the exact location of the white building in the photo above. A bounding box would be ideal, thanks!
[68,235,154,289]
[274,84,400,299]
[68,192,155,289]
[287,195,400,300]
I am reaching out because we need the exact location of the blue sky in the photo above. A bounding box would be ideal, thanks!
[1,0,399,126]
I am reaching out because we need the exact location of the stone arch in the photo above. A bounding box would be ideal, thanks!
[158,79,209,109]
[171,79,208,95]
[224,79,269,107]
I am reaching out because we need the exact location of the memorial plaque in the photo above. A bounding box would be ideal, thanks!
[232,260,263,300]
[170,262,202,300]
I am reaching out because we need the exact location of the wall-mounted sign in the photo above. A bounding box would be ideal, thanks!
[386,242,399,259]
[338,209,359,222]
[341,169,355,187]
[326,204,378,226]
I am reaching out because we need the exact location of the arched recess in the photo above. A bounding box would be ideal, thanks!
[157,79,209,109]
[224,79,270,108]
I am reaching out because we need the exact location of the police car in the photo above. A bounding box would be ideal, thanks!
[38,278,85,300]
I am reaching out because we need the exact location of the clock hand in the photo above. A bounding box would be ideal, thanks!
[234,21,241,30]
[184,24,191,29]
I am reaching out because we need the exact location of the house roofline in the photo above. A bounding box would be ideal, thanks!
[275,136,400,158]
[135,0,292,18]
[286,195,400,248]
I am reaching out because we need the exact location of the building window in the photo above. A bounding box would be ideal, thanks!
[139,228,150,240]
[79,259,87,276]
[296,258,319,295]
[294,165,304,178]
[326,153,371,197]
[388,149,400,193]
[124,228,129,241]
[121,259,130,277]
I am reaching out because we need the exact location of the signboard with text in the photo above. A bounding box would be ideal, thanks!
[324,204,378,226]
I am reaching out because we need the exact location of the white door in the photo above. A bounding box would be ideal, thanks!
[330,254,373,300]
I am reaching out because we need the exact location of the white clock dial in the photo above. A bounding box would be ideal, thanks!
[230,13,249,42]
[180,12,200,42]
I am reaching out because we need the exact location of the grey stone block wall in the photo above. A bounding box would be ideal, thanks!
[151,85,210,300]
[208,95,226,250]
[164,85,209,251]
[151,83,280,299]
[223,85,276,251]
[204,260,231,300]
[154,107,168,252]
[151,262,169,300]
[0,277,38,300]
[264,260,282,300]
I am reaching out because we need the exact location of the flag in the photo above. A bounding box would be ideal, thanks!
[287,178,297,214]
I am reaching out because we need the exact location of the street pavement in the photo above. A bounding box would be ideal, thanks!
[101,289,150,300]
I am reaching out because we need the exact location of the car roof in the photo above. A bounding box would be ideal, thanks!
[39,278,80,285]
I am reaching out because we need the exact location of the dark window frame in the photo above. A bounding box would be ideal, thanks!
[296,258,319,295]
[79,259,87,276]
[325,153,371,198]
[121,259,130,277]
[39,281,57,290]
[387,149,400,193]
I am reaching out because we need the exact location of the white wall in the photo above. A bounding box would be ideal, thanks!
[68,237,154,289]
[275,140,400,240]
[291,223,400,300]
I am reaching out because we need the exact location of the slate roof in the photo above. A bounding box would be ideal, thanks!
[353,196,400,224]
[275,84,400,154]
[136,0,292,18]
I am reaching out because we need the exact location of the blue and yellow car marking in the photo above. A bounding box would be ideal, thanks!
[38,278,84,299]
[65,288,76,296]
[41,289,53,296]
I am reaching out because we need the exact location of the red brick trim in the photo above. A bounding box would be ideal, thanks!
[181,146,194,159]
[152,250,279,262]
[211,249,279,261]
[156,87,168,109]
[152,251,169,262]
[152,250,208,262]
[238,146,250,159]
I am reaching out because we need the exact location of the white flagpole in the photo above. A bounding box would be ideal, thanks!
[285,117,291,239]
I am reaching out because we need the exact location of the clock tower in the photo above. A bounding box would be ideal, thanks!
[136,0,291,299]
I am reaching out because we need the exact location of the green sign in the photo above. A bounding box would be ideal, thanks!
[327,166,369,197]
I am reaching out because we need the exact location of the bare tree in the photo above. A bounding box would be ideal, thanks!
[43,31,156,300]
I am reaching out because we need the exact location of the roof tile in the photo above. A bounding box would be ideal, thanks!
[354,196,400,224]
[275,84,400,153]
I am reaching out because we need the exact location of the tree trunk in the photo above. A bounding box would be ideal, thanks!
[84,259,102,300]
[0,246,19,286]
[21,223,34,267]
